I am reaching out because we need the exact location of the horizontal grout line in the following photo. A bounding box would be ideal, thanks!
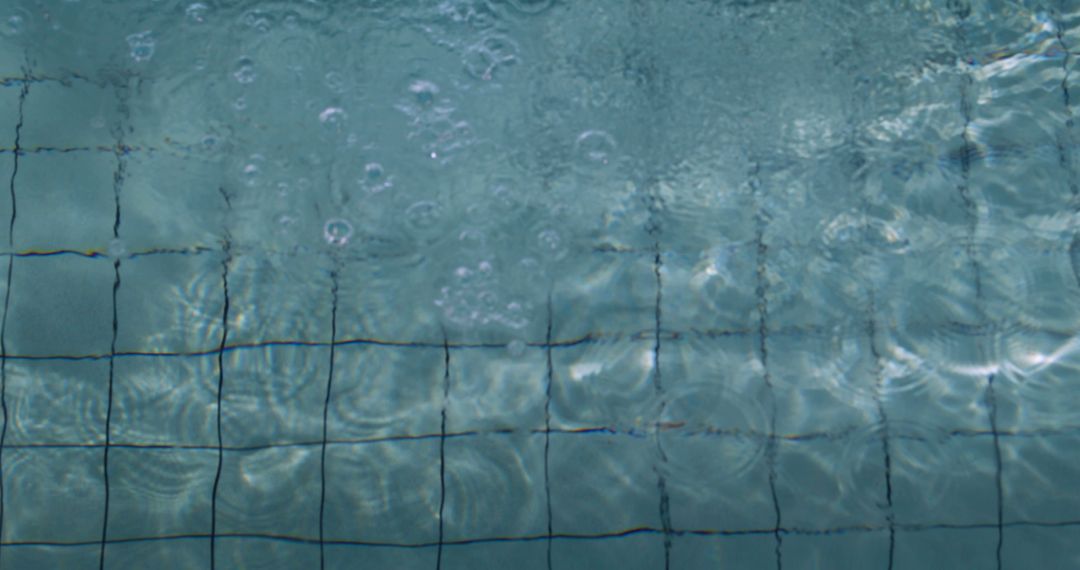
[5,422,1080,454]
[4,518,1079,550]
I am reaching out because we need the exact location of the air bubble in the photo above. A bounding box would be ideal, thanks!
[233,96,248,111]
[507,339,526,357]
[324,71,346,93]
[185,3,209,23]
[324,218,353,246]
[463,35,519,80]
[574,130,617,168]
[406,201,443,230]
[409,80,440,107]
[365,162,384,180]
[126,31,156,63]
[107,239,127,259]
[233,57,257,84]
[507,0,553,14]
[2,13,25,36]
[319,107,346,125]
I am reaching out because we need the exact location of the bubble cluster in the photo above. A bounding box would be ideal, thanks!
[435,261,532,330]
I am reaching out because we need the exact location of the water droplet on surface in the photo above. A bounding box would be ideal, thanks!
[233,57,257,84]
[324,218,353,247]
[365,162,384,181]
[127,31,155,62]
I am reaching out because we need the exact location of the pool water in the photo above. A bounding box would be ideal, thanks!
[0,0,1079,568]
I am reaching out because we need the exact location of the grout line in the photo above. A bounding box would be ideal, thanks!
[987,374,1005,569]
[209,187,232,570]
[435,335,451,570]
[0,59,28,567]
[318,265,340,570]
[4,517,1077,550]
[751,160,784,570]
[544,294,554,570]
[98,82,129,570]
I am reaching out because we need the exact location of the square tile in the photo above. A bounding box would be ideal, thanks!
[21,79,120,148]
[328,344,444,440]
[1,545,99,570]
[549,434,660,535]
[323,440,441,545]
[216,540,320,569]
[1002,525,1080,570]
[334,250,448,347]
[2,447,103,543]
[884,369,995,433]
[120,153,225,252]
[216,447,320,537]
[551,252,655,342]
[781,532,889,570]
[5,359,108,444]
[221,345,329,448]
[671,535,778,569]
[767,328,880,435]
[115,251,226,354]
[891,431,997,526]
[5,254,114,357]
[443,433,546,541]
[13,152,116,251]
[774,437,888,530]
[225,251,334,345]
[112,355,218,447]
[551,534,664,570]
[105,448,216,540]
[103,540,208,570]
[325,544,434,570]
[995,341,1080,431]
[550,338,658,431]
[446,345,546,433]
[662,241,758,333]
[893,527,998,570]
[441,541,547,570]
[1002,432,1080,522]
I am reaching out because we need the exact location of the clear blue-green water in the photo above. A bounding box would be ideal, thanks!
[0,0,1079,568]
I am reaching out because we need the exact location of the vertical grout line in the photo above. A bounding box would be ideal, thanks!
[866,293,896,570]
[0,61,28,568]
[986,373,1004,569]
[318,263,340,570]
[544,294,554,570]
[435,335,450,570]
[210,187,232,570]
[954,8,1003,567]
[652,242,672,570]
[751,160,783,570]
[98,80,129,570]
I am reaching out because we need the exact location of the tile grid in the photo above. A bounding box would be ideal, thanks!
[0,33,1077,570]
[0,57,28,561]
[317,260,341,570]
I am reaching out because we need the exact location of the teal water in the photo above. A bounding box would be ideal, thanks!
[0,0,1078,568]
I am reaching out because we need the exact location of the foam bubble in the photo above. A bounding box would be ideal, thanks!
[574,130,617,168]
[185,3,209,23]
